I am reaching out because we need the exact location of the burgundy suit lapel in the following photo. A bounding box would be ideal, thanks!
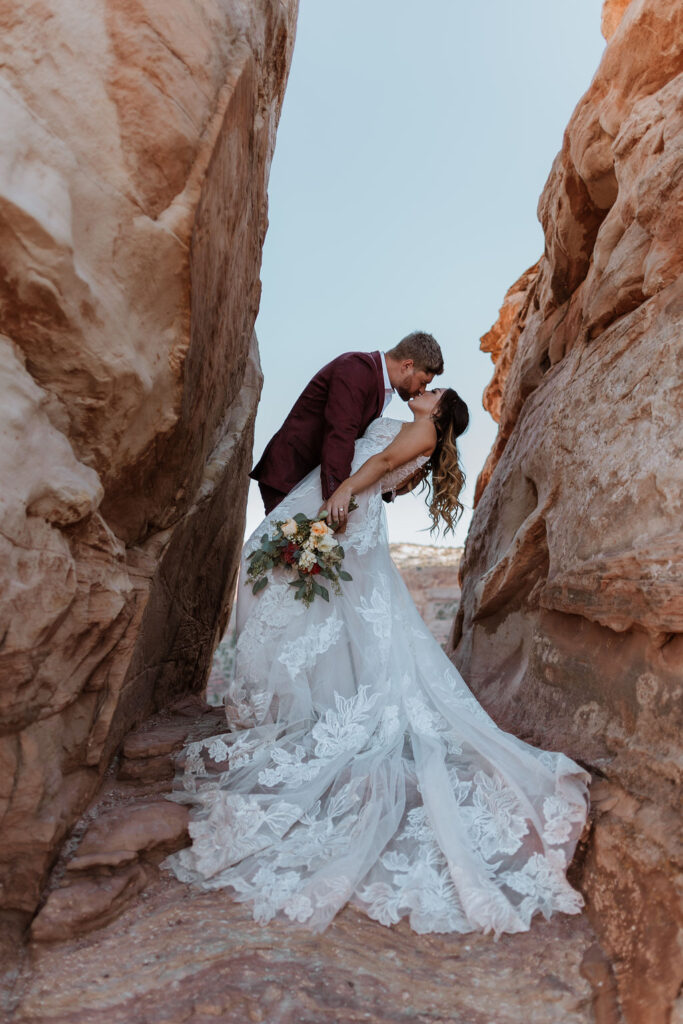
[370,350,384,418]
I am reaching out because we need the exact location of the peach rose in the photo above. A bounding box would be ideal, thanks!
[281,518,298,538]
[310,520,329,538]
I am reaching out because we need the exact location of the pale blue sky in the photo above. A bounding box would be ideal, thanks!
[247,0,606,546]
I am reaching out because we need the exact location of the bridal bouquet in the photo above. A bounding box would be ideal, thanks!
[246,500,358,607]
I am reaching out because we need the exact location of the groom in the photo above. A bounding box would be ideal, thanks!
[250,331,444,516]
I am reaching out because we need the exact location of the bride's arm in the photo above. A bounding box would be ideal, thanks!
[320,419,436,527]
[391,462,431,497]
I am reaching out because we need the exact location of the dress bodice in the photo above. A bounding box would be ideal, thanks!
[362,417,430,494]
[362,416,405,447]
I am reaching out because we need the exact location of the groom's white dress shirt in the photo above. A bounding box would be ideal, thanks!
[380,351,394,413]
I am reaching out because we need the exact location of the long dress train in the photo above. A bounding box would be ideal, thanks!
[160,417,590,936]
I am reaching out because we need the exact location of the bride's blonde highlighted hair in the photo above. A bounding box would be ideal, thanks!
[423,388,469,535]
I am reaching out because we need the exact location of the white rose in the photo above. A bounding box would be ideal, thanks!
[281,518,297,538]
[316,531,338,553]
[299,549,317,571]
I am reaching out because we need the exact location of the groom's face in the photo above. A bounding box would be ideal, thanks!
[395,361,434,402]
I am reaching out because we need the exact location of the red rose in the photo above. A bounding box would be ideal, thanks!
[282,542,298,565]
[310,562,321,575]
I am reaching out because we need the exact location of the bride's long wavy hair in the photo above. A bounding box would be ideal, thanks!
[422,388,469,535]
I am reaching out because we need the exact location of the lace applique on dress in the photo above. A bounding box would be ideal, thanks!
[380,455,429,496]
[344,489,385,554]
[355,586,392,645]
[278,612,344,681]
[459,771,530,861]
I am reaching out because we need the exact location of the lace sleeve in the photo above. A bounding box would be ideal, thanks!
[379,455,429,497]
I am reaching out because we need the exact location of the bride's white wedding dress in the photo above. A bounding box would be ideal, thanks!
[161,417,590,936]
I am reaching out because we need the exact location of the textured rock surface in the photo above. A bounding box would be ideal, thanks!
[0,0,298,927]
[451,2,683,1022]
[8,884,602,1024]
[7,884,602,1019]
[27,697,226,944]
[601,0,634,39]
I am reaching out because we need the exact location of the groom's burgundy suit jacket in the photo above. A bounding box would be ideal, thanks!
[250,350,385,502]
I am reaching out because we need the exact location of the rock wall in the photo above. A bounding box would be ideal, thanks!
[451,2,682,1021]
[0,0,298,926]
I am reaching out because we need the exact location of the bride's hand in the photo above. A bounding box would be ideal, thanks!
[320,482,354,530]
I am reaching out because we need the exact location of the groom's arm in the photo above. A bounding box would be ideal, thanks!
[320,356,376,500]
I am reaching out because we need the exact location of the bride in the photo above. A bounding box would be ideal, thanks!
[161,388,590,936]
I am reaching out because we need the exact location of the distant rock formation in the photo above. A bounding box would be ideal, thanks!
[390,544,463,649]
[0,0,298,928]
[451,1,682,1020]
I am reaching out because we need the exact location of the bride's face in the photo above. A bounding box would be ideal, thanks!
[408,387,445,417]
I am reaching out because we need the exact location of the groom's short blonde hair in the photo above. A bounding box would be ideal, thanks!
[387,331,444,375]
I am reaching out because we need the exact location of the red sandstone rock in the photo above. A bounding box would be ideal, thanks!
[15,876,601,1022]
[0,0,299,929]
[117,753,176,783]
[25,700,229,945]
[480,262,541,426]
[454,2,683,1021]
[123,724,195,761]
[0,0,298,929]
[30,863,153,943]
[119,703,228,780]
[601,0,635,39]
[68,801,189,867]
